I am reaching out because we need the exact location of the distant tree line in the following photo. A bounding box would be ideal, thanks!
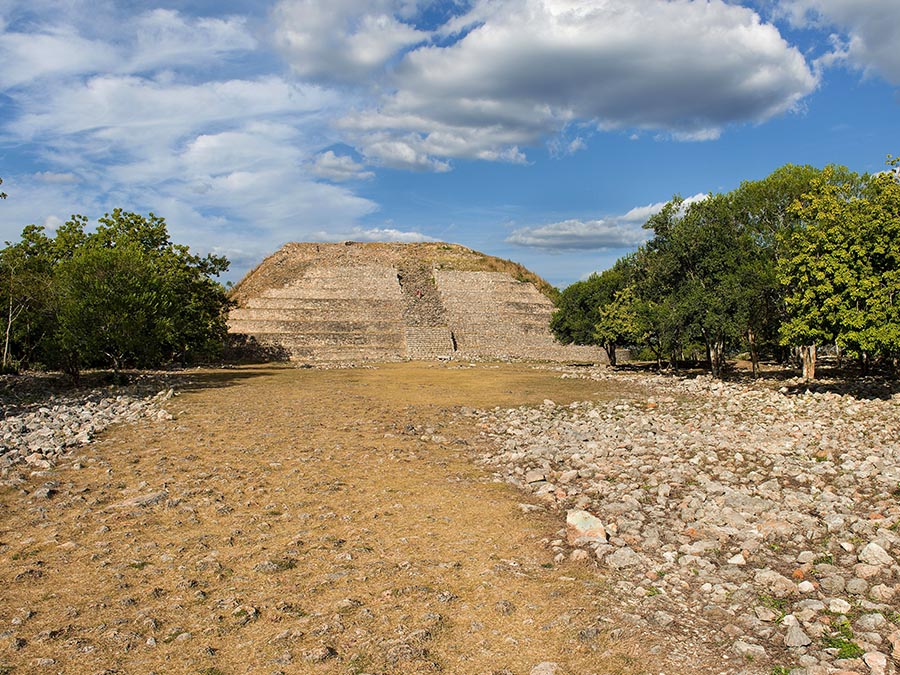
[551,156,900,380]
[0,209,231,380]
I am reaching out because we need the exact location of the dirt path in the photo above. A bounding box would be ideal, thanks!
[1,362,662,675]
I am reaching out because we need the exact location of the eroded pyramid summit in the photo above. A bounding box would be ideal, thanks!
[228,241,602,362]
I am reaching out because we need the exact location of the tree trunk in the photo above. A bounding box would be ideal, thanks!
[603,343,617,367]
[709,338,725,378]
[747,327,760,378]
[801,344,816,381]
[3,295,11,370]
[835,342,843,369]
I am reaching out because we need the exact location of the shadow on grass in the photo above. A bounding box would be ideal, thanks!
[0,362,291,414]
[610,359,898,400]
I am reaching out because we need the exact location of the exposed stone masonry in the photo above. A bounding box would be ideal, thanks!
[228,242,603,363]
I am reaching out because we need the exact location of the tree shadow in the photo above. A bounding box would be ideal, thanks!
[0,363,289,415]
[614,359,899,401]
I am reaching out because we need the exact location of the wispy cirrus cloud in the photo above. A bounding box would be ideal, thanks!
[0,5,379,277]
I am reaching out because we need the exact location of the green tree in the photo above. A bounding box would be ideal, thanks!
[593,285,640,366]
[634,193,773,377]
[54,242,162,373]
[0,210,230,376]
[92,209,231,363]
[781,160,900,377]
[0,222,70,370]
[550,257,634,364]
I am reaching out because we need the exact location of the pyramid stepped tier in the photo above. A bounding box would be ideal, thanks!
[227,242,607,363]
[228,264,407,360]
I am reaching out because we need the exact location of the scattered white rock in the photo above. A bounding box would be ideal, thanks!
[565,510,607,545]
[470,366,900,675]
[859,543,893,567]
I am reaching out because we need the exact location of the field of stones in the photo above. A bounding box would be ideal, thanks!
[1,361,898,675]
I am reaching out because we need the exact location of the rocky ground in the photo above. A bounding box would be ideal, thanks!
[470,366,900,675]
[3,362,899,675]
[0,372,180,477]
[0,363,660,675]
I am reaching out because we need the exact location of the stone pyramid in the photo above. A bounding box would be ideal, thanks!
[227,241,603,362]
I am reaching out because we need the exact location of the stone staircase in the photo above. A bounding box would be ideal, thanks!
[396,264,454,360]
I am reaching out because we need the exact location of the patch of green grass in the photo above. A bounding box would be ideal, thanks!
[758,594,789,612]
[822,636,863,659]
[646,587,662,597]
[771,666,792,675]
[541,562,553,569]
[758,594,790,621]
[10,549,36,561]
[822,618,864,659]
[813,553,833,565]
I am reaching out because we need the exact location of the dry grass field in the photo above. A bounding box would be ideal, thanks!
[0,362,674,675]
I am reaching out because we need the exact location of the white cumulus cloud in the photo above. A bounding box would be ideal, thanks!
[336,0,817,170]
[779,0,900,84]
[507,194,708,250]
[272,0,430,83]
[313,151,375,181]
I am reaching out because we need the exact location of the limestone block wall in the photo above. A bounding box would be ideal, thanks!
[228,242,606,363]
[228,265,407,360]
[435,271,554,357]
[404,326,455,360]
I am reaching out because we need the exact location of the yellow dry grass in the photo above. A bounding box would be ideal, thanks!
[1,362,664,675]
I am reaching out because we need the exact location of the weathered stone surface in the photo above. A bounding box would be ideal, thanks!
[469,366,900,675]
[859,543,893,567]
[227,242,604,363]
[106,490,168,510]
[565,510,607,545]
[785,623,812,648]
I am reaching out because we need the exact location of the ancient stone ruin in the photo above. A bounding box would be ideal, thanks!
[228,242,603,362]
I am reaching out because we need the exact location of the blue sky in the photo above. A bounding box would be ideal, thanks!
[1,0,898,287]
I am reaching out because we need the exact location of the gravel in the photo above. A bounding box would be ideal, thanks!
[0,373,179,477]
[467,366,900,675]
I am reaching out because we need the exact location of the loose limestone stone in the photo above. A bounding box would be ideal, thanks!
[754,569,796,598]
[565,510,608,546]
[829,598,852,614]
[785,623,812,648]
[606,546,642,569]
[859,543,893,567]
[863,651,888,675]
[530,663,560,675]
[733,640,766,660]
